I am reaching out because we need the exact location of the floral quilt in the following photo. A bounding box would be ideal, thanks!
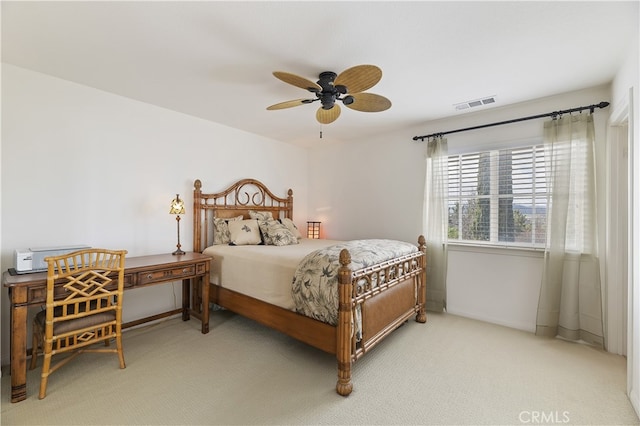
[291,239,419,327]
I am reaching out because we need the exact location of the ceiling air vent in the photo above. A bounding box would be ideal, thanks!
[454,96,496,111]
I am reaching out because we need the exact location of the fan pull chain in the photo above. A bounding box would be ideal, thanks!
[320,124,323,139]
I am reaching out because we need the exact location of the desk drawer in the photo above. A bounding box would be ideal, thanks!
[138,265,196,285]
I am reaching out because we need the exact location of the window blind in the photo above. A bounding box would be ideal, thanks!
[447,145,547,247]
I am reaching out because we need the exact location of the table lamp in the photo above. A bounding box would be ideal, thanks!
[169,194,186,255]
[307,221,321,239]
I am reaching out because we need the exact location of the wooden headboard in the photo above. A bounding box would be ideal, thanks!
[193,178,293,253]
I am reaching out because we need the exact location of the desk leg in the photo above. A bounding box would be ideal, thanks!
[182,276,209,334]
[182,278,190,321]
[201,277,210,334]
[9,287,28,402]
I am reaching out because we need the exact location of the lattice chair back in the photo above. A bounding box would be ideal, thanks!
[29,248,128,399]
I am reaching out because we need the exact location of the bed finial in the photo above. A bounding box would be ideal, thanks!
[339,248,351,266]
[194,179,202,191]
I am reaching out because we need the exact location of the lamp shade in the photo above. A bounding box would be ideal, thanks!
[169,194,185,215]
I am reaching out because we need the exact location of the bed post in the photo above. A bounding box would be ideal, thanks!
[193,179,202,253]
[416,235,427,323]
[336,248,353,396]
[286,188,293,219]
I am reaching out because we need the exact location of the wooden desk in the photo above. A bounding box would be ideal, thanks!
[3,252,212,403]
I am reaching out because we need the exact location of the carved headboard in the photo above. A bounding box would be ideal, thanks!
[193,178,293,253]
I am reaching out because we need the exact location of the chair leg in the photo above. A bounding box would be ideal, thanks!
[116,334,126,369]
[38,351,52,400]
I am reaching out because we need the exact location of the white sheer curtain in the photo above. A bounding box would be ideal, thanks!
[536,114,604,347]
[423,136,448,312]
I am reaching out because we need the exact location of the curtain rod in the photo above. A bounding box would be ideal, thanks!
[412,101,610,142]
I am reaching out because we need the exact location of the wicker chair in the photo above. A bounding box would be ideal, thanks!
[29,248,128,399]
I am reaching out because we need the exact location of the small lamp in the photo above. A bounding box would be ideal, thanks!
[169,194,186,255]
[307,221,321,239]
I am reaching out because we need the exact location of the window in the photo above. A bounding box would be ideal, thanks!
[447,145,547,247]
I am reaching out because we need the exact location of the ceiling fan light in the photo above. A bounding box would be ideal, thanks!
[320,92,335,109]
[335,84,347,94]
[342,95,355,106]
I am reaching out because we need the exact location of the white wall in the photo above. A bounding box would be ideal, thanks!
[446,246,543,332]
[308,84,612,333]
[0,64,310,366]
[611,31,640,417]
[307,125,426,244]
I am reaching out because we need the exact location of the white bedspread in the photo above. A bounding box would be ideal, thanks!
[203,238,341,310]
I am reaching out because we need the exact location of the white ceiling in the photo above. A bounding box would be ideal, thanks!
[2,1,638,147]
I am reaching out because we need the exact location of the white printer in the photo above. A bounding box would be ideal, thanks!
[14,245,91,273]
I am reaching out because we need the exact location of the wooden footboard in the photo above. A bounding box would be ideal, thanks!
[336,236,426,396]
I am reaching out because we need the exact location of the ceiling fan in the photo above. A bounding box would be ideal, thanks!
[266,64,392,124]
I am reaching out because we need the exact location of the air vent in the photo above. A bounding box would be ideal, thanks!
[454,96,497,111]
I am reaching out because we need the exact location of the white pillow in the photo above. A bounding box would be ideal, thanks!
[227,219,262,245]
[280,218,303,240]
[213,215,244,245]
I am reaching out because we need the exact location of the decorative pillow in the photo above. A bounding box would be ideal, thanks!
[228,219,262,245]
[258,220,299,246]
[213,215,243,245]
[279,218,303,240]
[248,210,274,221]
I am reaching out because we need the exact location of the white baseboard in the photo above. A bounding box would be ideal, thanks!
[630,388,639,420]
[446,308,536,333]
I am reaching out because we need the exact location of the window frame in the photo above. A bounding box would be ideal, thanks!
[446,142,548,249]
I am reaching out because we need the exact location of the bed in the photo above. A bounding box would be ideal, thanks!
[193,178,426,396]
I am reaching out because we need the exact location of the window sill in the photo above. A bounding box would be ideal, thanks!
[447,242,545,258]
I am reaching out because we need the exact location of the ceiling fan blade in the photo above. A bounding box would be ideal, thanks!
[273,71,322,93]
[266,99,311,110]
[334,65,382,94]
[316,104,341,124]
[345,93,392,112]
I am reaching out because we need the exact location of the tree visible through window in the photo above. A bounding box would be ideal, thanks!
[448,145,547,247]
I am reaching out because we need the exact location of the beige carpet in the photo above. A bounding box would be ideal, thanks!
[2,311,638,425]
